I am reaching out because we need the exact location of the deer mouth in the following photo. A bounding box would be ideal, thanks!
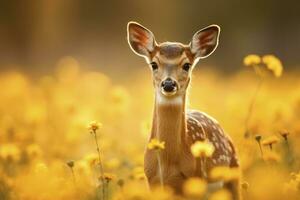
[161,86,178,96]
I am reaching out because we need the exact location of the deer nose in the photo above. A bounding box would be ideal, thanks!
[161,78,177,93]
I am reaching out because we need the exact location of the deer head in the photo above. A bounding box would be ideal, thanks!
[127,22,220,99]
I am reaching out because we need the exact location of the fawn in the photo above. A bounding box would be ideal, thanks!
[127,22,240,199]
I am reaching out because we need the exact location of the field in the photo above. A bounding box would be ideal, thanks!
[0,56,299,200]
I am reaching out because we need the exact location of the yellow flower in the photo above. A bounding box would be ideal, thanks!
[210,166,240,182]
[243,54,261,66]
[262,55,283,77]
[183,178,207,197]
[263,151,281,163]
[0,143,21,162]
[34,162,48,174]
[99,173,116,182]
[191,141,214,158]
[279,130,290,140]
[26,144,42,159]
[147,138,165,151]
[66,160,75,168]
[87,121,102,132]
[209,189,232,200]
[75,160,91,176]
[131,166,146,180]
[262,136,279,149]
[290,172,300,181]
[84,153,99,167]
[117,179,125,187]
[105,158,121,170]
[241,181,250,190]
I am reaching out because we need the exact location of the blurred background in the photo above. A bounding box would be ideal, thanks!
[0,0,299,77]
[1,1,300,200]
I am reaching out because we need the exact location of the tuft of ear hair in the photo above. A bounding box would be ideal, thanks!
[127,22,157,59]
[190,25,221,60]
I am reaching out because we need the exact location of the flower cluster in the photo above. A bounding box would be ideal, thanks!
[244,54,283,77]
[87,121,102,132]
[147,138,165,151]
[190,140,215,158]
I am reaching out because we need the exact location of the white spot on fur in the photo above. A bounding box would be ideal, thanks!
[212,136,217,142]
[214,142,220,149]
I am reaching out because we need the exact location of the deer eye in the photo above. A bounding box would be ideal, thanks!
[150,62,158,71]
[182,63,191,71]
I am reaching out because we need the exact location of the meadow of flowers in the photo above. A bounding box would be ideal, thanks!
[0,56,299,200]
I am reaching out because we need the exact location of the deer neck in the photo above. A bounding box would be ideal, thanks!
[151,91,187,161]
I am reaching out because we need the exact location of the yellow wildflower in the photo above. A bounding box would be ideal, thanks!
[290,172,300,181]
[241,181,250,190]
[0,143,21,162]
[210,166,240,182]
[99,173,116,182]
[87,121,102,132]
[147,138,165,151]
[243,54,261,66]
[34,162,48,174]
[112,182,148,199]
[117,179,125,187]
[75,160,91,176]
[105,158,121,170]
[183,177,207,197]
[279,130,290,140]
[263,151,281,163]
[66,160,75,168]
[209,189,232,200]
[255,134,262,142]
[131,166,146,180]
[191,141,215,158]
[25,144,42,159]
[262,136,279,150]
[84,153,99,167]
[262,55,283,77]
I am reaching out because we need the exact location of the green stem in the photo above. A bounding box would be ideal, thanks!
[200,158,207,179]
[93,130,105,200]
[156,151,164,188]
[257,142,264,157]
[244,77,264,138]
[70,167,76,186]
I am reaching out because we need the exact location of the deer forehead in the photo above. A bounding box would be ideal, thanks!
[159,42,184,58]
[153,42,193,65]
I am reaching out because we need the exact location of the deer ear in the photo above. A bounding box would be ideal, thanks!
[127,22,157,59]
[190,25,220,59]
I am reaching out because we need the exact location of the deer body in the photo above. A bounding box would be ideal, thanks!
[127,22,240,199]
